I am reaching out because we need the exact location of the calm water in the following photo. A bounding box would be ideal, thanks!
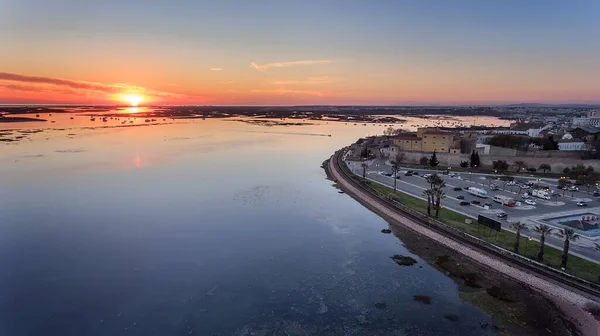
[0,114,505,335]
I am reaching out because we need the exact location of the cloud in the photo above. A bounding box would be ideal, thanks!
[0,72,188,101]
[210,68,223,71]
[269,76,335,85]
[250,88,327,96]
[250,60,331,72]
[218,81,235,84]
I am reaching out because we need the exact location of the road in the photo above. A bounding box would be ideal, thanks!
[346,158,600,263]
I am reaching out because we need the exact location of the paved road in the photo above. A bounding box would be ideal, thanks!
[346,159,600,263]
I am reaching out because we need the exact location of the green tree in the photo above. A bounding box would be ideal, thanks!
[474,151,481,167]
[419,156,429,166]
[510,221,528,253]
[470,150,476,168]
[514,160,527,173]
[559,228,580,269]
[429,151,439,167]
[538,163,551,173]
[394,152,406,165]
[533,224,553,261]
[361,162,368,179]
[391,163,400,193]
[427,174,446,218]
[423,188,434,217]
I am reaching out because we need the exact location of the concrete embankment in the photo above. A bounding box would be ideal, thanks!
[327,153,600,336]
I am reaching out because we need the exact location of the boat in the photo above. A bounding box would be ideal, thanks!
[90,117,96,121]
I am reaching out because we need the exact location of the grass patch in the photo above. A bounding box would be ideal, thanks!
[367,180,600,283]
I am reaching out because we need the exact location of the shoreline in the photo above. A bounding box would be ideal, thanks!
[324,155,600,336]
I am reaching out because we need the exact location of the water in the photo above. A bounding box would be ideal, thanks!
[0,115,504,335]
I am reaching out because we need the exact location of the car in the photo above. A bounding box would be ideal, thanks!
[484,202,492,207]
[507,181,516,186]
[520,185,530,189]
[453,187,462,191]
[489,185,499,191]
[525,199,537,206]
[406,170,413,174]
[577,201,588,207]
[422,174,431,178]
[568,186,579,191]
[557,185,564,189]
[456,195,465,200]
[471,200,481,205]
[404,172,412,176]
[496,212,507,219]
[459,201,470,206]
[521,193,530,199]
[395,175,401,179]
[593,191,600,197]
[412,172,420,176]
[383,172,392,177]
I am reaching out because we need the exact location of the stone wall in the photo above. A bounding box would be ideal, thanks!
[399,151,600,172]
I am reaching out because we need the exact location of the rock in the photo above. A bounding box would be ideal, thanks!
[381,229,392,234]
[391,255,417,266]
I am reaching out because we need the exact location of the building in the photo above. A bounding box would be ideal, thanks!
[558,139,585,151]
[568,126,600,141]
[492,122,549,137]
[418,128,454,153]
[572,110,600,127]
[392,133,423,152]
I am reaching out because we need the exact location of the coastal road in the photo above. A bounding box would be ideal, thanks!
[346,159,600,263]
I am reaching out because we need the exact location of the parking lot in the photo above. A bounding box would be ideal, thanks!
[345,158,600,261]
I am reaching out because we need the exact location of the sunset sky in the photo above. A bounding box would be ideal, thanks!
[1,0,599,105]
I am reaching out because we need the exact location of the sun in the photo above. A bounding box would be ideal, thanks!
[122,93,144,106]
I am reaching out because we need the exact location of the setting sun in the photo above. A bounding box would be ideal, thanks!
[122,93,144,106]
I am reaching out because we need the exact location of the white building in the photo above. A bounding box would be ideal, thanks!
[572,110,600,127]
[475,143,490,155]
[558,140,585,151]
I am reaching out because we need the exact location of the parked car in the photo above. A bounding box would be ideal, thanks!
[496,212,507,219]
[453,187,462,191]
[489,185,499,191]
[484,202,492,208]
[521,194,530,199]
[557,185,564,189]
[593,191,600,197]
[568,186,579,191]
[525,199,537,206]
[404,172,412,176]
[383,172,392,177]
[471,200,481,205]
[456,195,465,200]
[459,201,470,206]
[422,174,432,178]
[395,175,401,179]
[406,170,413,174]
[577,201,588,207]
[520,185,530,189]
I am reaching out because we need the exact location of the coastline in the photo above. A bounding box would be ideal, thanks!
[324,155,600,336]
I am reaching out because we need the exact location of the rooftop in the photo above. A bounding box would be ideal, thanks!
[569,125,600,134]
[510,122,545,131]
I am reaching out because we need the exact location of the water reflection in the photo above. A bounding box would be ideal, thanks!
[0,118,499,335]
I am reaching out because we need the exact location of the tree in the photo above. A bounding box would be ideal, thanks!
[429,151,439,167]
[470,151,476,168]
[527,168,537,173]
[559,228,580,269]
[423,189,434,217]
[510,221,528,253]
[394,152,406,165]
[492,160,509,171]
[391,163,400,193]
[361,162,368,179]
[514,161,527,173]
[419,156,429,166]
[460,161,469,168]
[474,151,481,167]
[488,134,526,149]
[383,126,395,136]
[427,174,446,218]
[533,224,553,261]
[539,163,551,173]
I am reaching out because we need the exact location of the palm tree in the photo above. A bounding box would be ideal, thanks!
[433,184,446,218]
[596,244,600,282]
[423,189,434,217]
[533,224,553,261]
[558,228,580,269]
[391,163,400,193]
[510,221,528,253]
[361,162,368,179]
[538,163,551,173]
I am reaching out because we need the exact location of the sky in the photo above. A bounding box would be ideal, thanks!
[1,0,599,105]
